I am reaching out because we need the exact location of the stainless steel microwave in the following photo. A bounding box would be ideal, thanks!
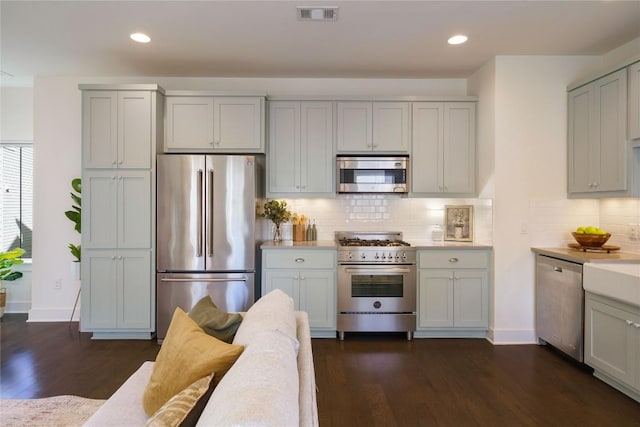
[336,156,409,193]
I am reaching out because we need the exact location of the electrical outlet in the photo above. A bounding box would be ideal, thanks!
[630,223,640,240]
[54,279,62,290]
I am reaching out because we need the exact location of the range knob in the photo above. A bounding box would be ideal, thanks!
[395,253,401,261]
[348,252,353,260]
[402,253,407,261]
[360,253,367,260]
[375,253,380,260]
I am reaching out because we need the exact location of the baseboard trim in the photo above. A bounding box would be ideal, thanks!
[28,308,80,322]
[487,327,537,344]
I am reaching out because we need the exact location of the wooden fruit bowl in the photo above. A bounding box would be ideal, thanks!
[571,232,611,247]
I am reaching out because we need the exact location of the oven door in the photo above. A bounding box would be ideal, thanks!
[338,264,416,313]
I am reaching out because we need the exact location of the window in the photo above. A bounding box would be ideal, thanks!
[0,144,33,258]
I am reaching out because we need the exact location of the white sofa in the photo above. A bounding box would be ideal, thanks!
[84,292,319,426]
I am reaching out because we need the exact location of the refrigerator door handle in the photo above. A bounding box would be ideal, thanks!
[208,169,214,257]
[159,277,248,283]
[197,169,203,257]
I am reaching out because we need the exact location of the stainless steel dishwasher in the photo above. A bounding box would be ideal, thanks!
[535,254,584,362]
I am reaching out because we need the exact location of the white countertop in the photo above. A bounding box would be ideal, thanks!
[409,240,493,250]
[583,262,640,308]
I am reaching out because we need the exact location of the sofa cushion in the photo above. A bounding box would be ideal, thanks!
[84,361,155,426]
[142,308,244,416]
[197,329,300,426]
[232,288,297,349]
[145,373,214,427]
[188,296,243,343]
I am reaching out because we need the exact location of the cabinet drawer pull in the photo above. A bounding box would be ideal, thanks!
[295,258,305,263]
[634,323,640,329]
[626,320,634,325]
[448,257,459,262]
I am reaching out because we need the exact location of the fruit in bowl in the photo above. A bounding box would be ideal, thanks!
[572,226,611,247]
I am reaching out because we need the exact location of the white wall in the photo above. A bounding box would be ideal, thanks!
[1,86,34,313]
[489,56,600,344]
[1,86,34,141]
[30,77,82,321]
[29,75,467,321]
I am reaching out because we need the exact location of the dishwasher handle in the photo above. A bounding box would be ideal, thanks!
[553,266,563,273]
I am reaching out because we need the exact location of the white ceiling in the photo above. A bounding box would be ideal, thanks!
[1,0,640,85]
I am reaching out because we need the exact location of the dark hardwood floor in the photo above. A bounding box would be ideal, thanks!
[2,314,639,426]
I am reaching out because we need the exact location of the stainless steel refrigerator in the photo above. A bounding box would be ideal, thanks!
[156,154,261,341]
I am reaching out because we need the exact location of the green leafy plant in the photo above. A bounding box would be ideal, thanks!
[261,200,293,226]
[64,178,81,262]
[0,248,25,281]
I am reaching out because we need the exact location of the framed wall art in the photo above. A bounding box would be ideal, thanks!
[444,205,474,242]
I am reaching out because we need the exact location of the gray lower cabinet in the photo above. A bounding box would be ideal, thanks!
[585,292,640,402]
[83,250,152,330]
[262,249,336,337]
[416,249,489,338]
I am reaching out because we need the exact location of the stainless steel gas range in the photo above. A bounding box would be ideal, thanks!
[336,232,417,340]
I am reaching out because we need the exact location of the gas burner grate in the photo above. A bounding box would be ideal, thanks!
[338,238,411,247]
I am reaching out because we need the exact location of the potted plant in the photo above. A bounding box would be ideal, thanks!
[0,247,25,318]
[262,200,292,242]
[64,178,81,279]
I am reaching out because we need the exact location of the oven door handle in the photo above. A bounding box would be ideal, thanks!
[344,267,412,274]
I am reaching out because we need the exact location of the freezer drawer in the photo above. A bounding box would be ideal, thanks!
[157,272,254,342]
[535,254,584,362]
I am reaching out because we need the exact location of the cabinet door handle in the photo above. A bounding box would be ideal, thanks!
[449,274,454,280]
[295,258,305,263]
[300,275,305,280]
[454,275,460,280]
[449,257,459,262]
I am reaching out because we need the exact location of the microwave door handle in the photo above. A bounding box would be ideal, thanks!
[196,169,203,257]
[207,169,214,258]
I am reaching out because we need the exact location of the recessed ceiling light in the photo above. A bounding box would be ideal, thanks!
[130,33,151,43]
[448,35,468,45]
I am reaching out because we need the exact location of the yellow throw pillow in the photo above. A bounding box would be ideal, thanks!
[142,308,244,416]
[145,373,214,427]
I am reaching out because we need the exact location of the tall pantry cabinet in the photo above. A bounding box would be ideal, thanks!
[79,84,164,339]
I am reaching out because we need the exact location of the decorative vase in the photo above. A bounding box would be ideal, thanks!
[272,223,283,242]
[71,261,81,280]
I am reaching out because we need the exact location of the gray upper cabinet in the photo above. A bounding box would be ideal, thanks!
[411,102,476,196]
[568,68,628,196]
[336,102,410,153]
[629,61,640,141]
[165,96,265,152]
[82,91,152,169]
[267,101,334,197]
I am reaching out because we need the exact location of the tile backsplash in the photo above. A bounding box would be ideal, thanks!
[265,196,494,243]
[261,195,638,253]
[529,197,640,253]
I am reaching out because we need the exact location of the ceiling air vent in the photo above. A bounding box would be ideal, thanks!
[297,6,338,21]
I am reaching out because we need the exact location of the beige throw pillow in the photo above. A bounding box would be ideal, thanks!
[145,373,214,427]
[142,308,244,416]
[188,296,243,343]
